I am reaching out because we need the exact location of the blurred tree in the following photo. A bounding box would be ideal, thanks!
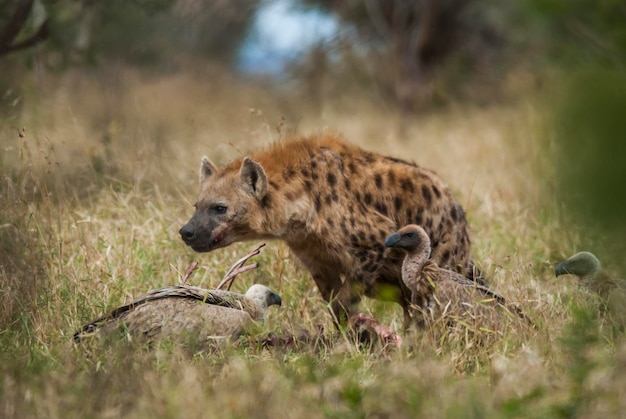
[0,0,260,69]
[299,0,501,111]
[0,0,261,117]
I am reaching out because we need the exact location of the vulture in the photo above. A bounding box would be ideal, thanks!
[384,225,530,332]
[74,284,282,346]
[555,251,626,327]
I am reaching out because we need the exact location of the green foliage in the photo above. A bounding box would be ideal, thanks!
[523,0,626,67]
[553,69,626,234]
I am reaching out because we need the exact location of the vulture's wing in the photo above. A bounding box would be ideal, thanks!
[431,268,534,327]
[74,285,275,344]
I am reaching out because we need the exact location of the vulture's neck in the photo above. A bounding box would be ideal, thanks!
[402,249,432,291]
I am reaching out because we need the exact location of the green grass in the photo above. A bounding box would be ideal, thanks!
[1,69,624,418]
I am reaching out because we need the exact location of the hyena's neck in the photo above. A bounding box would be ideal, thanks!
[257,192,315,241]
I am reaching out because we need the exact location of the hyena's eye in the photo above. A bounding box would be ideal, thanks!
[210,205,228,214]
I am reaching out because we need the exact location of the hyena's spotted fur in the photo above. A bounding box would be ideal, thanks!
[180,132,475,323]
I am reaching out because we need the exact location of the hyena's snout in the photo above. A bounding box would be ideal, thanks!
[179,223,196,243]
[178,218,226,253]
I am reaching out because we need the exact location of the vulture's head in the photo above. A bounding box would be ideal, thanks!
[384,224,431,258]
[245,284,282,311]
[555,251,601,279]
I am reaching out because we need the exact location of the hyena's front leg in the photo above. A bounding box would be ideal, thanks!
[308,265,346,324]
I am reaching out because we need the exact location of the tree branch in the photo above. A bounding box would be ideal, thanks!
[0,1,49,57]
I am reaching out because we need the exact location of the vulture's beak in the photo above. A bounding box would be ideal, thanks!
[269,292,282,307]
[555,261,569,277]
[384,233,401,248]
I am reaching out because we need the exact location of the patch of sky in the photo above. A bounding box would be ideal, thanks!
[237,0,339,75]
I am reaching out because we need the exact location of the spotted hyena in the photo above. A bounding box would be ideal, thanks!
[180,132,476,324]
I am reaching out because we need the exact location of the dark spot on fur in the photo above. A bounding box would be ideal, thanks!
[311,161,317,169]
[364,193,373,205]
[369,233,377,242]
[374,174,383,188]
[354,191,361,203]
[285,191,294,200]
[450,205,458,221]
[373,243,384,252]
[332,192,339,202]
[394,197,403,212]
[261,194,272,208]
[358,230,366,240]
[282,166,295,181]
[384,155,418,168]
[375,202,388,216]
[301,168,310,178]
[350,217,356,228]
[269,180,280,191]
[388,170,396,183]
[304,180,312,192]
[348,161,357,174]
[325,195,332,205]
[311,172,319,180]
[327,217,334,227]
[315,195,322,211]
[432,185,441,199]
[416,211,423,225]
[425,218,433,230]
[344,178,351,190]
[400,179,414,193]
[364,152,376,163]
[341,220,349,235]
[442,250,451,263]
[379,229,387,238]
[327,173,337,187]
[422,185,432,204]
[350,234,359,246]
[363,262,375,272]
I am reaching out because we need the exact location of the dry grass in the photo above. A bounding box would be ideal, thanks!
[1,68,625,418]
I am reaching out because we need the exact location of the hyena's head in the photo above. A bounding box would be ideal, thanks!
[179,156,268,252]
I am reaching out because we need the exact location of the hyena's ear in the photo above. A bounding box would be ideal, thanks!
[199,156,218,184]
[239,157,267,200]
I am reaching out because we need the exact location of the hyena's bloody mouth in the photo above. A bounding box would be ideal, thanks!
[189,228,230,252]
[210,229,229,248]
[202,228,229,252]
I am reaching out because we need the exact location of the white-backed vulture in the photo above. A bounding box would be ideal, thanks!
[74,284,282,345]
[384,224,531,332]
[556,251,626,327]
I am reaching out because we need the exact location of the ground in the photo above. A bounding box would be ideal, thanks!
[1,69,625,418]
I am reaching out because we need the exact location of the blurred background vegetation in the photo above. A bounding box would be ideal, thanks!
[1,0,622,104]
[2,0,625,247]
